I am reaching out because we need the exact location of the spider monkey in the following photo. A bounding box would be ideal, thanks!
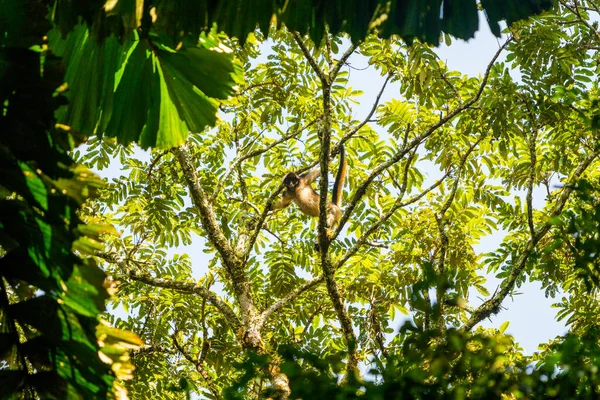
[272,145,347,237]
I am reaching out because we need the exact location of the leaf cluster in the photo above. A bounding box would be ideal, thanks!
[0,36,140,399]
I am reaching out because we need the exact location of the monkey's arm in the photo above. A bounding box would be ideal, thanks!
[272,192,294,210]
[301,167,321,184]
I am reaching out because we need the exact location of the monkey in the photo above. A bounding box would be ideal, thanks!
[272,145,347,237]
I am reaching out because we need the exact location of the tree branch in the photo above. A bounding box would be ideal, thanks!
[520,94,540,239]
[243,187,284,261]
[559,0,600,43]
[211,120,317,202]
[317,64,358,374]
[324,26,334,69]
[172,333,223,400]
[98,251,242,328]
[333,167,452,269]
[317,88,333,251]
[257,277,325,328]
[438,138,484,218]
[274,73,390,173]
[239,80,283,95]
[462,149,600,331]
[293,303,325,344]
[338,73,392,147]
[130,270,241,329]
[329,41,360,82]
[323,257,359,373]
[173,145,256,319]
[434,138,484,330]
[147,149,170,180]
[293,28,359,375]
[292,31,328,84]
[174,145,241,270]
[334,38,511,237]
[131,344,176,358]
[368,302,388,358]
[526,128,538,237]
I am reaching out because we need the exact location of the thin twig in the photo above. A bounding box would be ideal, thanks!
[338,73,392,146]
[559,0,600,43]
[147,150,170,180]
[244,187,284,261]
[334,39,512,238]
[211,120,317,202]
[329,41,361,82]
[172,332,223,400]
[239,80,283,95]
[294,303,325,344]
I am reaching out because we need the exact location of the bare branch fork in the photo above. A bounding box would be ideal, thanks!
[462,149,600,331]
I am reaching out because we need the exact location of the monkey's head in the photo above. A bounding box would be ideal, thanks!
[282,172,300,189]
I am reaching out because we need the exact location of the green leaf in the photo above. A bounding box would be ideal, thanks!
[499,321,510,334]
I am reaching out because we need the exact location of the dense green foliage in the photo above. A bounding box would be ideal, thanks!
[0,8,141,398]
[0,47,112,398]
[1,0,597,399]
[74,1,599,399]
[228,324,600,399]
[45,0,553,48]
[44,0,552,150]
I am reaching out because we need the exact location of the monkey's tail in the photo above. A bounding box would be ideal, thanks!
[331,144,347,208]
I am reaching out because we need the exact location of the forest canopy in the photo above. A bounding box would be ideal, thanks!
[2,0,600,399]
[90,1,599,398]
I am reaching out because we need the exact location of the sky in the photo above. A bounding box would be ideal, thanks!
[103,16,568,357]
